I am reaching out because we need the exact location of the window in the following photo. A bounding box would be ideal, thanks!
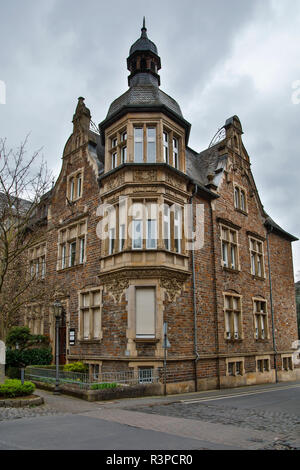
[134,127,143,163]
[234,185,247,212]
[249,237,264,277]
[173,137,179,169]
[256,357,270,373]
[112,137,117,148]
[132,219,143,249]
[134,125,157,163]
[135,287,155,338]
[77,173,82,198]
[221,226,238,270]
[224,294,242,340]
[68,170,83,202]
[121,146,127,164]
[107,206,116,255]
[61,244,66,269]
[69,241,76,267]
[146,203,157,249]
[163,204,171,250]
[70,178,75,201]
[119,200,127,252]
[79,289,102,341]
[147,127,156,163]
[227,359,244,376]
[146,219,157,249]
[253,299,268,340]
[29,243,46,280]
[138,367,154,384]
[163,132,169,163]
[79,238,85,264]
[25,304,44,335]
[112,152,117,169]
[58,220,87,270]
[174,205,182,253]
[282,355,293,371]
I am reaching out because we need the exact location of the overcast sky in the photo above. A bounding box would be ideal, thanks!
[0,0,299,280]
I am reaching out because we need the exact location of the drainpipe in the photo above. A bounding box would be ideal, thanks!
[190,184,200,392]
[266,225,278,383]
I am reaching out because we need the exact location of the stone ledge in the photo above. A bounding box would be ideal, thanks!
[0,394,44,408]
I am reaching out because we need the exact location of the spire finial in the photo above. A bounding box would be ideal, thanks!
[141,16,147,38]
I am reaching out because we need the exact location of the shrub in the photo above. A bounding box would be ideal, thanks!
[6,348,52,368]
[90,382,117,390]
[63,362,87,373]
[0,379,35,398]
[6,326,49,350]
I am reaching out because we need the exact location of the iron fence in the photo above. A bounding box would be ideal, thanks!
[25,366,160,390]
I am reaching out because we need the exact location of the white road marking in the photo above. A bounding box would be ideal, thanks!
[180,384,300,404]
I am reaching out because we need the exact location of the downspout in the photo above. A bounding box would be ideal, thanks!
[266,225,278,383]
[190,183,200,392]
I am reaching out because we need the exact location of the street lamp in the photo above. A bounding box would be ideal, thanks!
[53,299,63,395]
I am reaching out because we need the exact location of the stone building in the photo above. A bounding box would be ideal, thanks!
[24,21,299,392]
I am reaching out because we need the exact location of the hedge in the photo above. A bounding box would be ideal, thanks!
[63,362,87,373]
[6,348,52,368]
[0,379,35,398]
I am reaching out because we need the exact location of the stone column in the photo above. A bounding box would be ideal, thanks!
[0,341,5,384]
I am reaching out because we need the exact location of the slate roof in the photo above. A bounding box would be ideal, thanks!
[106,83,183,121]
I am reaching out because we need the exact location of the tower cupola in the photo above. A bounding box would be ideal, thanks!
[127,18,161,87]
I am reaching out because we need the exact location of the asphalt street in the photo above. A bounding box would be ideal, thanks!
[0,381,299,450]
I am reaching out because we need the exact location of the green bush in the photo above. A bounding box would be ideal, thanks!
[63,362,87,373]
[0,379,35,398]
[6,348,52,368]
[90,382,117,390]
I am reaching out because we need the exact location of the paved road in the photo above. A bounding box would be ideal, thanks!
[0,381,299,450]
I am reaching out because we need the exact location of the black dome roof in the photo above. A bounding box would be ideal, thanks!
[129,19,158,56]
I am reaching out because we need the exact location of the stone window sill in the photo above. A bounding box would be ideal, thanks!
[235,208,248,216]
[222,267,240,274]
[134,338,159,344]
[78,339,101,344]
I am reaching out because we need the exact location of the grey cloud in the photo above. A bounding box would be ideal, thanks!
[0,0,299,278]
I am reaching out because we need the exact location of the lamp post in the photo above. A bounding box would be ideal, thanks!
[53,299,63,395]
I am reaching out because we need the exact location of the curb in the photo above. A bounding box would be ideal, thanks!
[0,395,44,408]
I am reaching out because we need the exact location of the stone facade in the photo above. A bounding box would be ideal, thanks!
[21,24,299,392]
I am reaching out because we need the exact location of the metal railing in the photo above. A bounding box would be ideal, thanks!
[25,366,160,390]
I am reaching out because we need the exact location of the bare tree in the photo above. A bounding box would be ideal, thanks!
[0,136,52,339]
